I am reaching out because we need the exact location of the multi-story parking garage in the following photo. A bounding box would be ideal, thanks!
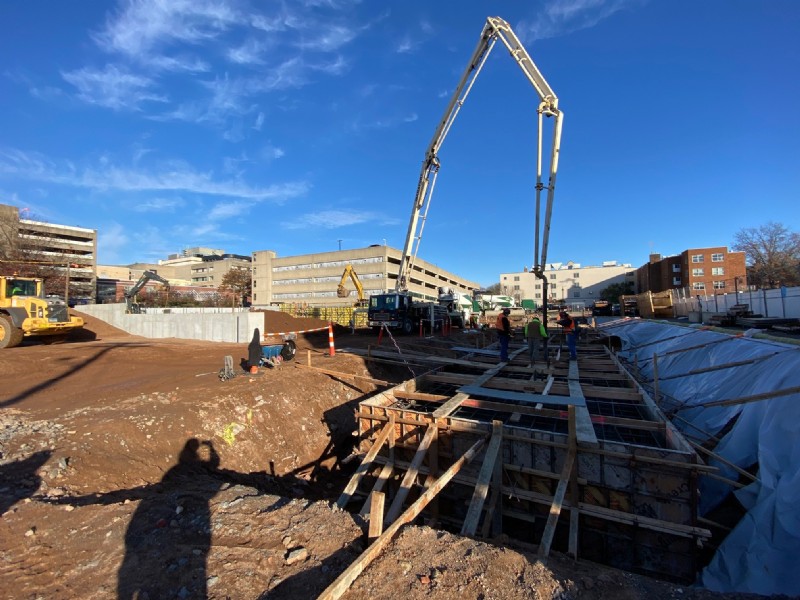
[251,246,480,308]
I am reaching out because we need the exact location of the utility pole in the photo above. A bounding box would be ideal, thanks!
[338,239,343,251]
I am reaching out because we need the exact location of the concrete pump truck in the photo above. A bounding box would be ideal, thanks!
[367,16,563,334]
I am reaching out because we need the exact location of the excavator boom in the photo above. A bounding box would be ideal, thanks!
[337,265,366,306]
[395,15,562,293]
[125,270,170,313]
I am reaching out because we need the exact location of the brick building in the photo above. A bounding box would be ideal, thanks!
[637,247,747,295]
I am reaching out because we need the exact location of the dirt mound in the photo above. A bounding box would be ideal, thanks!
[255,310,331,335]
[69,308,134,341]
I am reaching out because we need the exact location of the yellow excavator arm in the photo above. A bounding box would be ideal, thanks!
[337,265,366,305]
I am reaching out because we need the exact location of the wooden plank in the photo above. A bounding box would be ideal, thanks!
[393,390,450,402]
[689,440,759,484]
[567,405,579,559]
[537,444,577,557]
[698,385,800,409]
[337,416,395,509]
[461,420,504,536]
[431,358,514,418]
[384,424,437,524]
[368,492,385,543]
[457,385,587,407]
[318,436,486,600]
[566,364,598,447]
[370,454,712,539]
[359,462,394,517]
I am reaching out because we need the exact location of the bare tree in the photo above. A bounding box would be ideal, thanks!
[0,206,73,293]
[733,222,800,288]
[218,267,252,306]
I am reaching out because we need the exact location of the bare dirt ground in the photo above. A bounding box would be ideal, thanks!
[0,312,786,599]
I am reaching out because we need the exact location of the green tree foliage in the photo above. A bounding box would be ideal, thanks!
[599,281,635,305]
[218,267,252,306]
[733,222,800,288]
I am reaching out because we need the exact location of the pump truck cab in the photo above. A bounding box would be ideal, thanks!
[0,275,84,348]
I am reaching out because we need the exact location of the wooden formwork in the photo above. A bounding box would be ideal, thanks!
[337,331,712,584]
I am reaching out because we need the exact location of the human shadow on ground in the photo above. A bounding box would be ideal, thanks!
[48,439,233,599]
[0,450,52,515]
[47,437,361,599]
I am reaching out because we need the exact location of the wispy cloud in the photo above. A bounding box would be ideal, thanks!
[281,209,393,230]
[396,36,416,54]
[61,64,167,111]
[261,144,285,161]
[208,200,252,220]
[253,112,265,131]
[98,222,130,257]
[94,0,241,68]
[297,24,358,52]
[517,0,639,42]
[132,197,186,212]
[0,147,310,202]
[227,39,267,65]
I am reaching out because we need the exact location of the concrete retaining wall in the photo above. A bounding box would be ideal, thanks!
[74,304,269,343]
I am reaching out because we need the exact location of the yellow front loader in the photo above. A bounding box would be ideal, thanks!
[0,275,84,348]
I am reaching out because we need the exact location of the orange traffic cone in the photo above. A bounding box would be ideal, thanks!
[328,322,336,357]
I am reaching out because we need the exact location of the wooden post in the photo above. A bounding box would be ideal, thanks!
[461,420,503,536]
[337,416,394,509]
[539,405,577,559]
[652,353,660,408]
[307,349,311,367]
[384,424,437,525]
[567,405,579,559]
[368,492,385,543]
[318,436,486,600]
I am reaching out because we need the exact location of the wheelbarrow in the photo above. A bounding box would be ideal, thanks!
[259,333,297,368]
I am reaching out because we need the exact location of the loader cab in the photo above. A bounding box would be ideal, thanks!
[3,277,41,299]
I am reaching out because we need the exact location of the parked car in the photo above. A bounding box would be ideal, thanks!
[611,303,621,316]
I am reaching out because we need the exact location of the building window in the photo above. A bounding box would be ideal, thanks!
[713,281,725,289]
[253,293,257,301]
[693,282,706,290]
[673,278,682,286]
[692,268,704,277]
[574,273,579,278]
[691,255,704,263]
[711,253,724,262]
[513,285,519,291]
[573,291,580,298]
[253,280,257,287]
[534,284,541,290]
[513,276,519,282]
[549,274,556,280]
[672,264,681,273]
[712,267,724,276]
[534,293,541,299]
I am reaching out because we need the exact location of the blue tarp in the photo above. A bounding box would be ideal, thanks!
[598,319,800,596]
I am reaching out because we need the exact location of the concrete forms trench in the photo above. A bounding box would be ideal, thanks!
[337,327,711,584]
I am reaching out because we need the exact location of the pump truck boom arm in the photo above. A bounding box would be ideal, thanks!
[395,15,563,293]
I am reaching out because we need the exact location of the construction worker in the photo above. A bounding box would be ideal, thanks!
[495,308,511,362]
[557,311,578,361]
[525,313,548,367]
[9,282,23,296]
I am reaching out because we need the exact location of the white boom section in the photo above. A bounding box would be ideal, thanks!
[395,16,563,292]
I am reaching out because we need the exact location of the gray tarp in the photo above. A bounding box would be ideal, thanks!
[598,319,800,596]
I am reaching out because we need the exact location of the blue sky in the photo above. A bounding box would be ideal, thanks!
[1,0,798,287]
